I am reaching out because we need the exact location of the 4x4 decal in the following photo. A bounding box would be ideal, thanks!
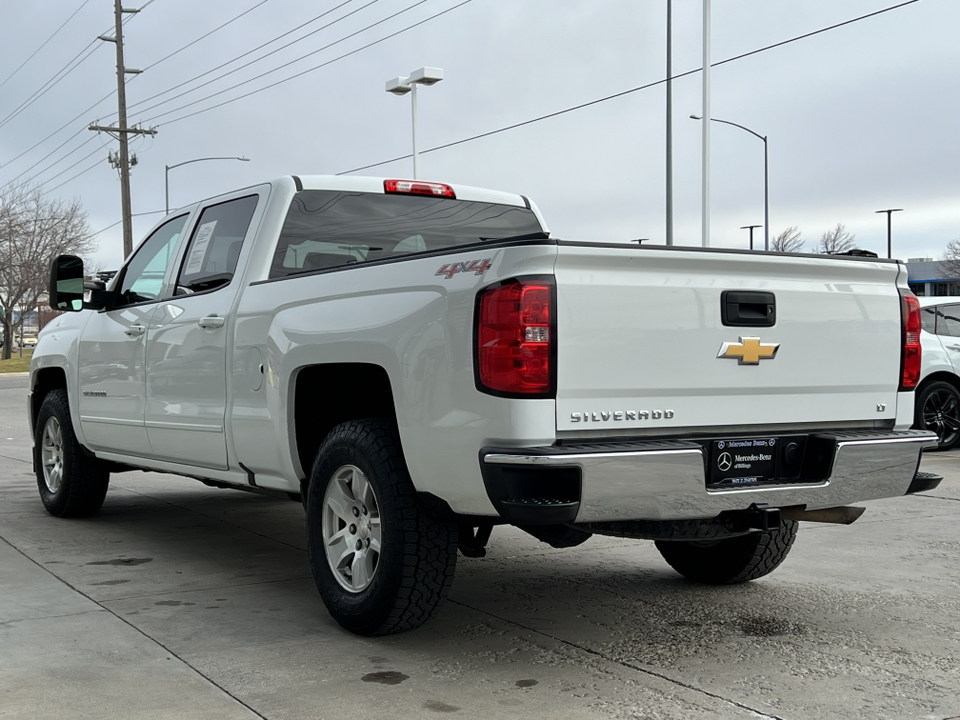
[436,258,492,279]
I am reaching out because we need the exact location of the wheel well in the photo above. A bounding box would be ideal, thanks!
[917,371,960,398]
[293,363,397,479]
[31,367,67,432]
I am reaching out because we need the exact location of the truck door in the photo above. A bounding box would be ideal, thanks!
[143,194,260,469]
[932,302,960,370]
[78,215,189,454]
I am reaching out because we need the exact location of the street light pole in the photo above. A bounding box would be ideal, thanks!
[876,208,903,259]
[665,0,673,246]
[741,224,762,251]
[701,0,711,248]
[165,156,250,214]
[386,67,444,180]
[691,114,768,250]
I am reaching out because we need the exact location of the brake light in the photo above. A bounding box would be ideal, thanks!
[476,279,554,396]
[384,179,455,198]
[900,290,921,390]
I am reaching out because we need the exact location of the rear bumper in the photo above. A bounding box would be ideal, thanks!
[481,430,938,524]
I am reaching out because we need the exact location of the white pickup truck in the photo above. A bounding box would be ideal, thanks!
[31,175,940,635]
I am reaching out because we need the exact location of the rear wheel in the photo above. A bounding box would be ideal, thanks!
[305,419,458,635]
[35,389,110,517]
[655,520,798,584]
[914,380,960,450]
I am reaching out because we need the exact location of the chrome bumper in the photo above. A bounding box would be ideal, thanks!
[481,430,938,523]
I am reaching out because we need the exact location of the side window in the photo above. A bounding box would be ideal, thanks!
[921,307,937,334]
[936,304,960,337]
[117,215,189,306]
[175,195,258,294]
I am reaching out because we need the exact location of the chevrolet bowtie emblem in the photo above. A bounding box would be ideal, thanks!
[717,336,780,365]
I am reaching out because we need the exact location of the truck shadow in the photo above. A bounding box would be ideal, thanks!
[10,482,931,670]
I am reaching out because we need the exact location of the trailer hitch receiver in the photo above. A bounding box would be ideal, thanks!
[717,502,782,533]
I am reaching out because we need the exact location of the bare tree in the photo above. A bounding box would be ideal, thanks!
[939,237,960,279]
[771,226,804,253]
[0,181,94,360]
[817,223,856,255]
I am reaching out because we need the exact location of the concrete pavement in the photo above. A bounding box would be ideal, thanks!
[2,374,959,719]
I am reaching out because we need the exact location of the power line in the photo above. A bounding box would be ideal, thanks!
[142,0,272,72]
[88,209,164,239]
[129,0,376,119]
[39,143,109,197]
[0,90,115,175]
[338,0,921,175]
[143,0,466,127]
[7,133,96,186]
[40,154,106,197]
[2,1,270,176]
[34,2,467,198]
[35,0,919,199]
[0,0,93,91]
[0,12,139,131]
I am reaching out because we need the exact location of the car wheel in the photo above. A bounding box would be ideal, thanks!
[305,419,458,635]
[914,380,960,450]
[35,389,110,517]
[654,520,798,584]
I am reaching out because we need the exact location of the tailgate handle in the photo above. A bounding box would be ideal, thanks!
[722,291,776,327]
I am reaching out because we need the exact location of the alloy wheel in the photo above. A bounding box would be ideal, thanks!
[322,464,382,593]
[41,416,64,494]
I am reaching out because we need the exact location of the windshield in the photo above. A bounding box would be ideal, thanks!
[269,190,543,279]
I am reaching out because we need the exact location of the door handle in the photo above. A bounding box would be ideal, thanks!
[124,324,146,337]
[948,345,960,352]
[199,316,225,329]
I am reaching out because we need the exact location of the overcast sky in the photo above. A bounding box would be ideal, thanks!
[1,0,957,269]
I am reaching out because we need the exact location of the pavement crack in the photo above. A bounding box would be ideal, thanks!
[447,598,787,720]
[915,494,960,502]
[0,532,268,720]
[0,452,30,464]
[0,609,104,627]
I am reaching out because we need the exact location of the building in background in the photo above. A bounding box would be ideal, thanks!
[906,258,960,297]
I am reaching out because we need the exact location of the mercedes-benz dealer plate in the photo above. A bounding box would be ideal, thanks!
[709,437,778,488]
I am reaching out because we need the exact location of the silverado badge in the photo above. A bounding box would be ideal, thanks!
[717,337,779,365]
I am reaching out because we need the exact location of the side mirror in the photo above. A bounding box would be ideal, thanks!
[49,255,85,312]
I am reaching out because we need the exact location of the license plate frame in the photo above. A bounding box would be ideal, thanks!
[709,437,779,489]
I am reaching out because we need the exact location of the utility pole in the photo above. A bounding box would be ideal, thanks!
[876,208,903,259]
[89,0,156,259]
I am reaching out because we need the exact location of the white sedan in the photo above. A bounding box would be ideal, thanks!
[914,297,960,449]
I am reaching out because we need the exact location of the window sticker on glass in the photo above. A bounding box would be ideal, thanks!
[185,221,218,275]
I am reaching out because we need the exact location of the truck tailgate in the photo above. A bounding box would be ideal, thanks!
[554,244,904,433]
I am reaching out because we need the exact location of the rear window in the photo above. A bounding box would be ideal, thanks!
[268,190,543,279]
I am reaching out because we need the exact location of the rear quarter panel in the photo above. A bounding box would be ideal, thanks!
[230,243,559,515]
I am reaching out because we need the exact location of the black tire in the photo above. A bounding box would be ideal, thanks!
[305,419,458,636]
[34,389,110,518]
[654,520,798,584]
[914,380,960,451]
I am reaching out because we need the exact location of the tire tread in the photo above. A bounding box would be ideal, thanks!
[307,419,457,635]
[35,389,109,518]
[655,519,798,585]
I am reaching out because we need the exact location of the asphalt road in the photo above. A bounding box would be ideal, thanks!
[2,373,959,720]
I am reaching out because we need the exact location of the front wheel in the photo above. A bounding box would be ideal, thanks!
[34,389,110,517]
[914,380,960,450]
[305,419,458,635]
[655,520,798,584]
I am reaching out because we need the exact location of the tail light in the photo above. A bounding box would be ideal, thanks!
[476,278,555,397]
[384,179,455,198]
[900,289,921,390]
